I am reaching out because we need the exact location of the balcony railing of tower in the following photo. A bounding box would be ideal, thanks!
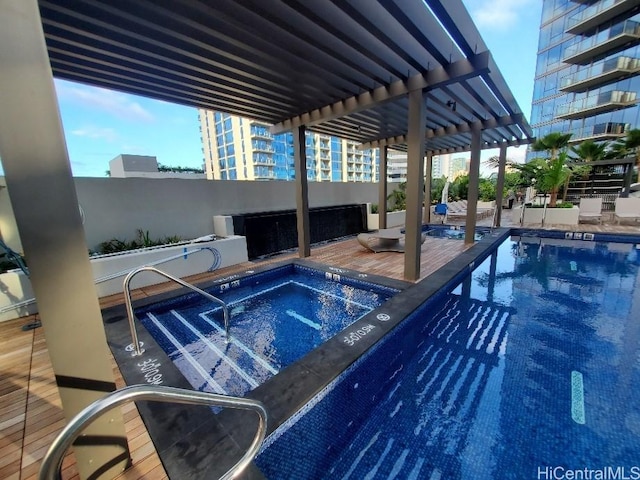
[560,55,640,91]
[563,19,640,63]
[567,121,629,142]
[250,127,274,140]
[252,153,275,165]
[556,90,637,118]
[566,0,635,35]
[252,141,274,152]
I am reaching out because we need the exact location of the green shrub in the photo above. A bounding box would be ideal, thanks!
[97,230,182,255]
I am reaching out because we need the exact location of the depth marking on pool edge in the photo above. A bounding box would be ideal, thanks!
[286,309,321,330]
[571,370,586,425]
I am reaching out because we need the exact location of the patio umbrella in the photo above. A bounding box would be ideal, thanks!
[441,180,450,204]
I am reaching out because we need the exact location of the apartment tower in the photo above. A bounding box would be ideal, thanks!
[531,0,640,147]
[198,110,379,182]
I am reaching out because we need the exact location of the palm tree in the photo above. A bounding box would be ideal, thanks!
[570,140,608,163]
[532,132,573,161]
[538,152,571,207]
[612,129,640,182]
[565,140,608,199]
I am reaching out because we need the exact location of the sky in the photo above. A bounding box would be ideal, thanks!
[37,0,542,177]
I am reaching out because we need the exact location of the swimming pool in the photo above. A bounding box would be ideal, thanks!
[255,237,640,479]
[133,263,399,398]
[425,225,488,241]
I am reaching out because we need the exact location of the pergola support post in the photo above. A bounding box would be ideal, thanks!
[378,145,388,230]
[494,143,508,227]
[465,123,482,244]
[423,153,433,224]
[293,125,311,257]
[404,89,427,281]
[0,2,130,478]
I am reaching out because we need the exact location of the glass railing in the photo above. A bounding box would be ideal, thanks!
[563,19,640,61]
[568,121,628,141]
[250,127,273,139]
[567,0,627,30]
[556,90,637,117]
[252,141,274,152]
[560,56,640,89]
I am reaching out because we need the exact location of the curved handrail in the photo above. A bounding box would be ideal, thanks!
[125,266,230,356]
[0,246,219,315]
[38,385,268,480]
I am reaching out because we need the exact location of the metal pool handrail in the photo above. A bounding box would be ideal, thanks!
[0,246,219,315]
[38,385,268,480]
[124,265,230,356]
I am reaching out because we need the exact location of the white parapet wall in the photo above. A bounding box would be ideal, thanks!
[0,236,248,322]
[366,210,407,230]
[365,203,426,230]
[512,206,580,226]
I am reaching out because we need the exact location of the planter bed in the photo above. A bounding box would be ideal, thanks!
[0,236,248,322]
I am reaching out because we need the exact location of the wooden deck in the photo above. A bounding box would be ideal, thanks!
[2,216,640,479]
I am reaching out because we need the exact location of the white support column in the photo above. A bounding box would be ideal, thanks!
[423,153,433,224]
[0,2,129,478]
[465,123,482,244]
[404,90,427,281]
[293,126,311,257]
[494,143,508,227]
[378,145,388,230]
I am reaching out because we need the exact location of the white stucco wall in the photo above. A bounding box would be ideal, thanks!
[0,177,384,252]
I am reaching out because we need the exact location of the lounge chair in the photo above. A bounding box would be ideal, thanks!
[446,200,493,221]
[578,197,602,224]
[614,197,640,224]
[357,228,426,253]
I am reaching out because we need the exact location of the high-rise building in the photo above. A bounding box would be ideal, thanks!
[431,154,469,180]
[198,110,378,182]
[530,1,640,152]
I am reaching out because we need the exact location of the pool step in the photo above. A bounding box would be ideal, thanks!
[140,309,278,397]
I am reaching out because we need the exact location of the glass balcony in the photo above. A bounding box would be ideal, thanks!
[250,127,273,140]
[252,141,274,153]
[563,19,640,64]
[566,0,637,35]
[252,155,275,166]
[556,90,637,119]
[568,122,629,143]
[560,56,640,92]
[254,168,276,180]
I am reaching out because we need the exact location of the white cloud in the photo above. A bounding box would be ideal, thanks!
[70,126,118,142]
[55,81,155,122]
[465,0,535,31]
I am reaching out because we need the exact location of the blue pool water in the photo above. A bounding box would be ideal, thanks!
[256,238,640,479]
[136,264,397,397]
[425,226,487,241]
